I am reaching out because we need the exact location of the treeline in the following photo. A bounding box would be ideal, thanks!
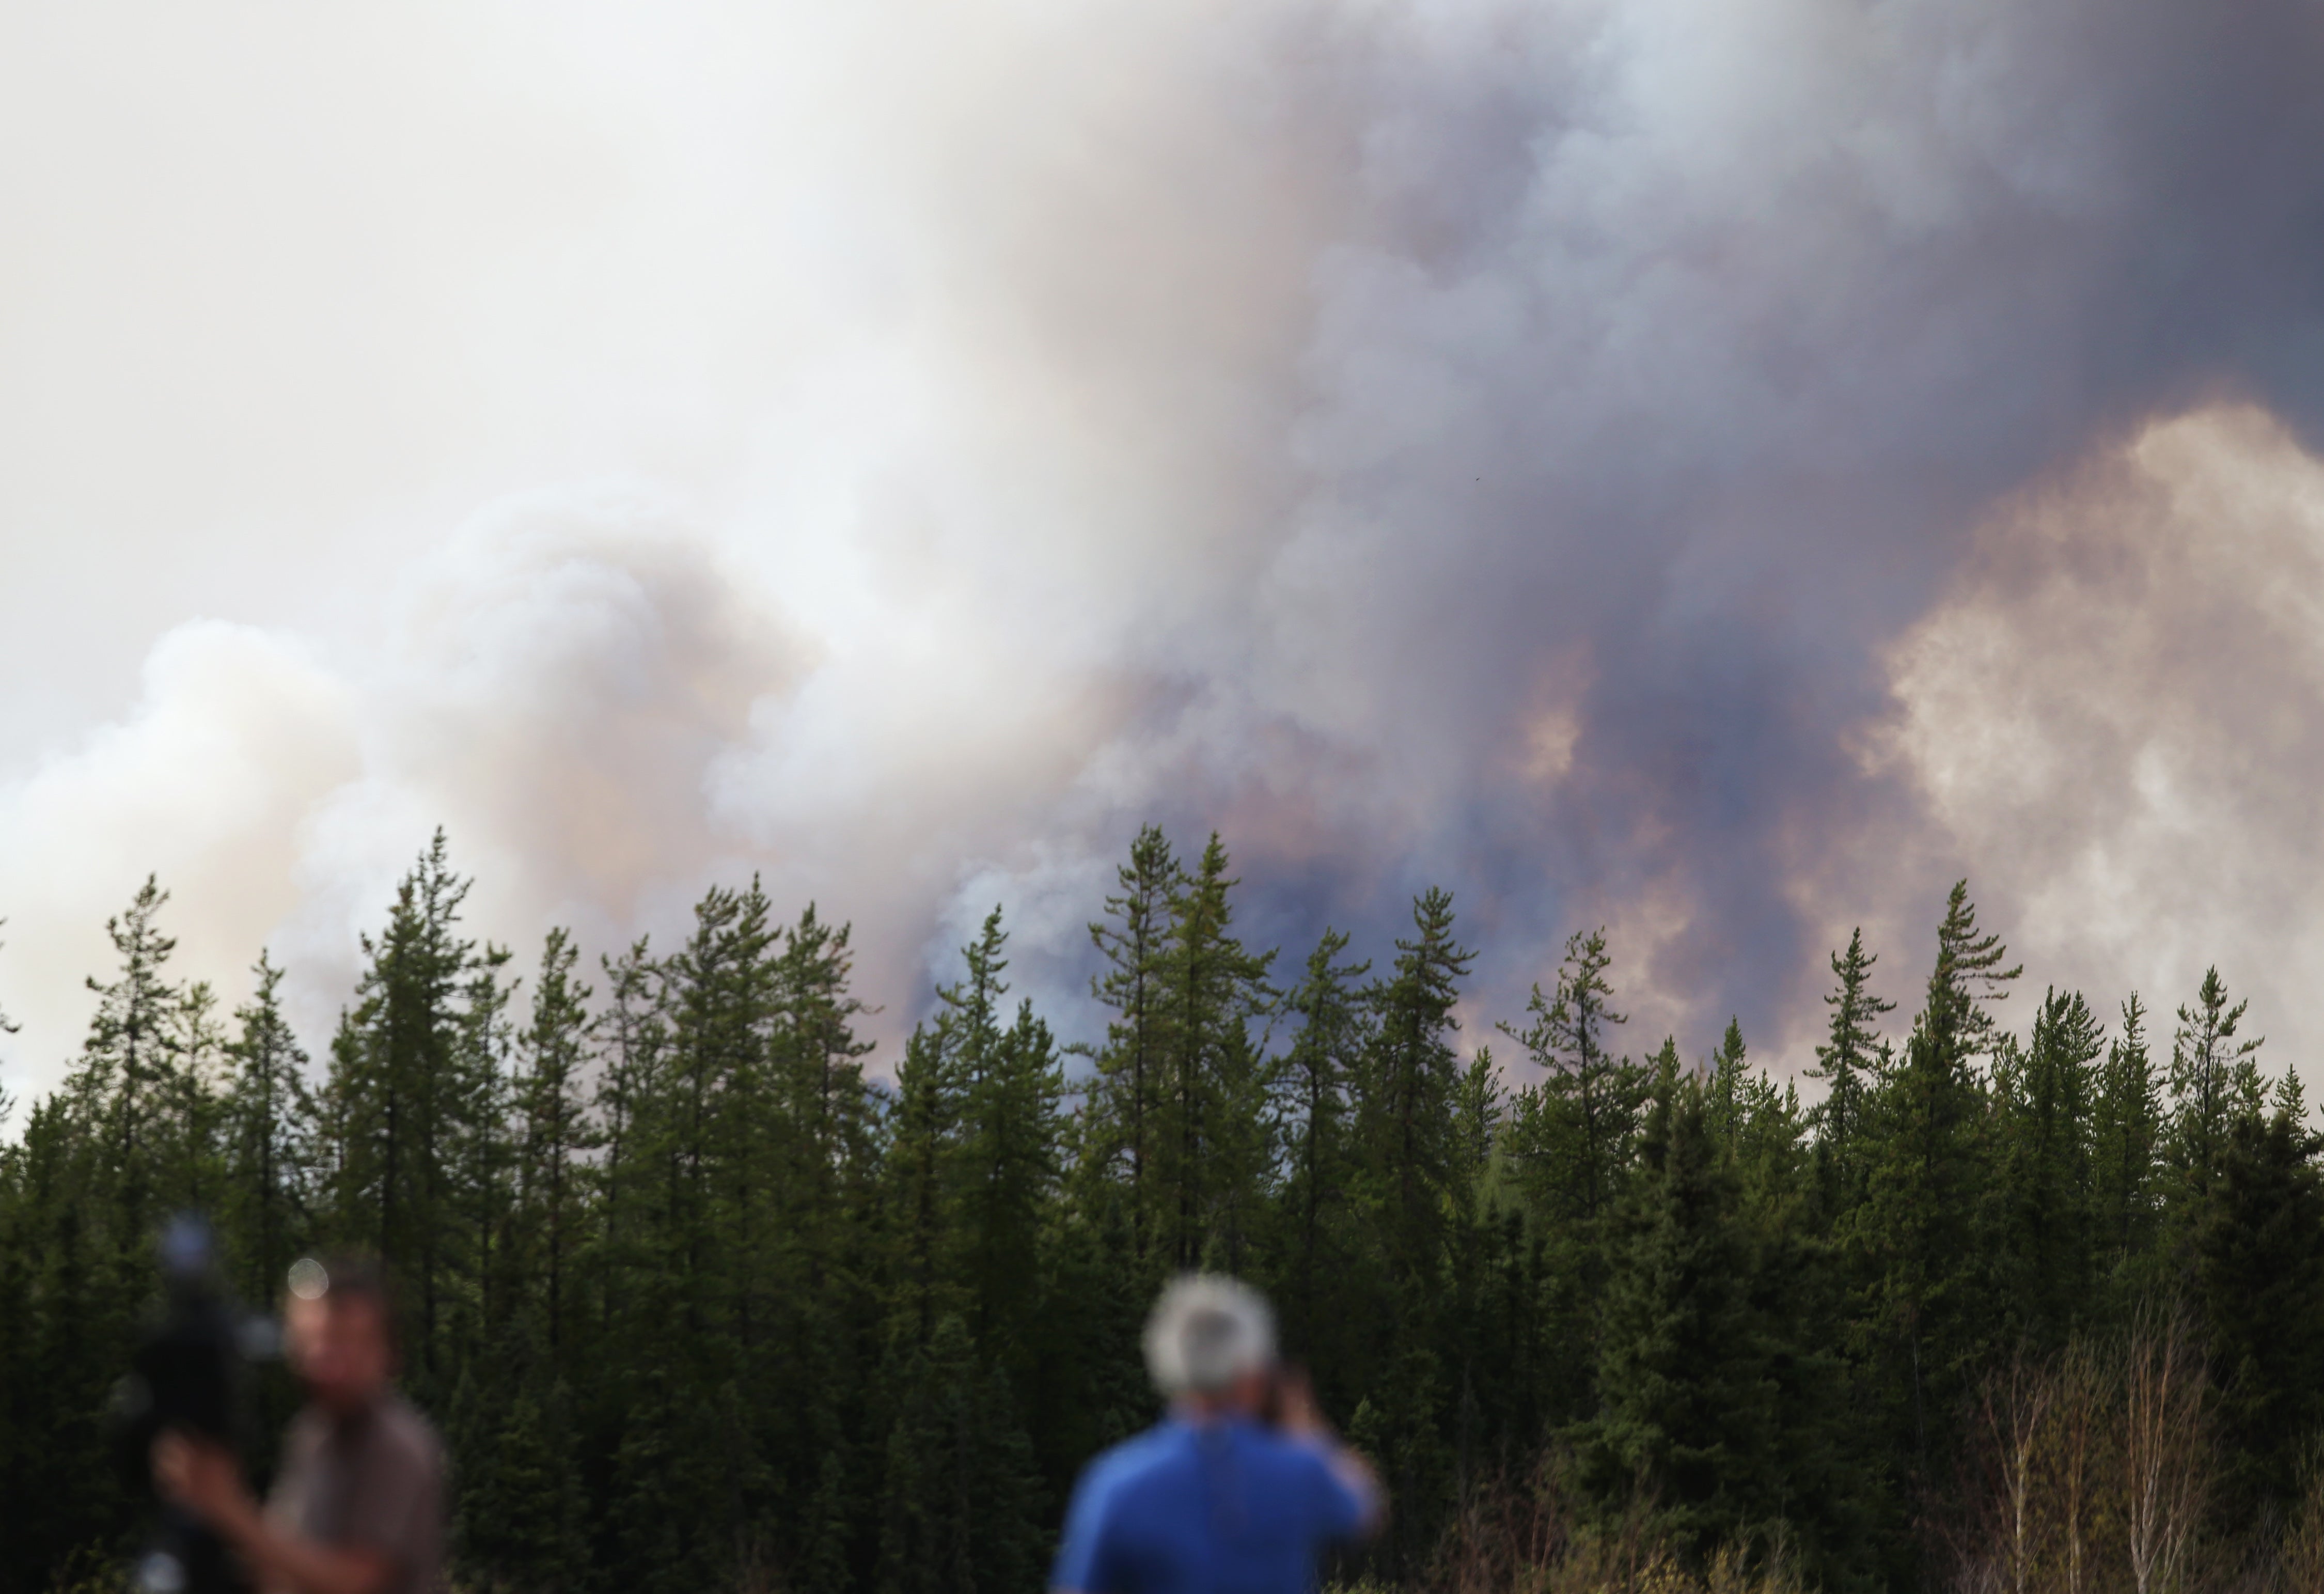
[1,826,2320,1593]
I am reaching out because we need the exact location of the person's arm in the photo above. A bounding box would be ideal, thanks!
[153,1433,395,1594]
[1049,1454,1125,1594]
[1275,1369,1386,1537]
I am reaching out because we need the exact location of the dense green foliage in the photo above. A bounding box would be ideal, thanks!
[1,834,2317,1593]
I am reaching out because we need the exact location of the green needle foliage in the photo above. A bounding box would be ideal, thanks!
[1,846,2320,1594]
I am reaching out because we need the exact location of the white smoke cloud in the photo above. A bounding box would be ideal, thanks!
[1858,405,2324,1083]
[0,623,358,1077]
[0,496,793,1084]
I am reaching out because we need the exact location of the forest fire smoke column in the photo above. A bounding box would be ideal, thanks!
[1051,1273,1385,1594]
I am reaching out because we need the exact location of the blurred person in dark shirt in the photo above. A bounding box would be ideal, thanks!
[154,1256,444,1594]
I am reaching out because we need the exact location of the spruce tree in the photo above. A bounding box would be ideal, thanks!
[591,936,668,1350]
[2196,1108,2324,1521]
[1444,1046,1508,1513]
[1153,836,1276,1271]
[1359,888,1473,1275]
[1805,928,1893,1208]
[1271,927,1372,1371]
[462,1373,590,1594]
[2092,993,2164,1275]
[221,951,315,1309]
[1574,1055,1775,1565]
[1082,825,1181,1267]
[0,1095,132,1590]
[1343,888,1474,1561]
[1704,1018,1750,1150]
[2167,966,2266,1200]
[884,1022,965,1354]
[321,832,485,1384]
[772,904,878,1246]
[2273,1065,2307,1125]
[514,928,594,1360]
[656,879,779,1359]
[161,978,231,1218]
[606,1367,748,1594]
[1702,1018,1799,1191]
[768,903,884,1574]
[71,876,188,1243]
[946,911,1066,1370]
[1926,879,2022,1064]
[1502,928,1642,1236]
[452,941,519,1364]
[1847,881,2012,1535]
[874,1315,1047,1594]
[1991,988,2102,1347]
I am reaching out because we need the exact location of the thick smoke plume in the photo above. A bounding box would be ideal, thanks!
[5,0,2324,1099]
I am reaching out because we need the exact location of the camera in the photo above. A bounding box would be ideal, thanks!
[111,1214,268,1594]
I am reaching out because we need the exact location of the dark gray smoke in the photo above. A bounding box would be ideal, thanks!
[1098,0,2324,1057]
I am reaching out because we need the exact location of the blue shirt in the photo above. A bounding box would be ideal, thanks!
[1050,1416,1374,1594]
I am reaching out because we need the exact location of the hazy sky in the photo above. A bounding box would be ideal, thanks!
[7,0,2324,1108]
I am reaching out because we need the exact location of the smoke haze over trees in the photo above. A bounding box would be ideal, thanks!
[11,1,2324,1106]
[3,833,2322,1591]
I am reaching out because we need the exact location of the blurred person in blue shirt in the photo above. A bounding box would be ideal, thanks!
[1052,1275,1384,1594]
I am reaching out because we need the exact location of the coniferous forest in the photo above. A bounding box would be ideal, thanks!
[4,826,2323,1593]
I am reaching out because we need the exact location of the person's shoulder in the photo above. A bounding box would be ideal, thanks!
[1094,1421,1188,1471]
[371,1393,447,1474]
[1240,1426,1377,1534]
[1079,1422,1193,1495]
[1236,1424,1339,1479]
